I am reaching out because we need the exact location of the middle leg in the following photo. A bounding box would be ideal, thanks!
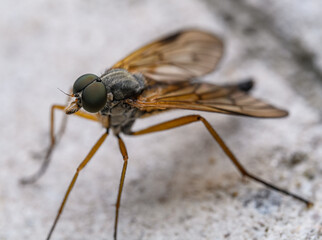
[114,135,129,240]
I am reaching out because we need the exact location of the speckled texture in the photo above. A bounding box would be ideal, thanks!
[1,0,321,240]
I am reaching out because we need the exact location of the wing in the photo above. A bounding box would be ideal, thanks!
[126,81,288,118]
[111,29,223,82]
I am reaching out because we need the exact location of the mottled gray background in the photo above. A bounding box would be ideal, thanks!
[1,0,321,239]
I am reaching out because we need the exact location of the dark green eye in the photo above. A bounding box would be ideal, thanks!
[82,82,107,113]
[73,73,99,94]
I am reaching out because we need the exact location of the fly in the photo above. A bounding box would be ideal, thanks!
[21,29,313,240]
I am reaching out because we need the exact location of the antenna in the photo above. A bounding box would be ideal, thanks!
[57,88,73,97]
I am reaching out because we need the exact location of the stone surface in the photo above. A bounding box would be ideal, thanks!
[1,0,321,239]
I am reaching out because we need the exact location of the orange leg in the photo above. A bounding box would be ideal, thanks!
[46,131,108,240]
[129,114,313,207]
[114,135,129,240]
[20,104,99,184]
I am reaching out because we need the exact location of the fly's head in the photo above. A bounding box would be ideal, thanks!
[65,73,112,115]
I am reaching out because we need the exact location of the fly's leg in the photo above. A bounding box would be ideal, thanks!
[114,135,129,240]
[20,104,99,184]
[46,131,108,240]
[128,114,313,207]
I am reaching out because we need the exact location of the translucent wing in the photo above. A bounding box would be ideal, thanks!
[126,81,288,118]
[111,29,223,82]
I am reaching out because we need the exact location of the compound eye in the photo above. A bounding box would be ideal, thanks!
[73,73,99,94]
[82,82,107,113]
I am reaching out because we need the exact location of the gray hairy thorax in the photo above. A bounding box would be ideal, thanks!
[99,68,146,134]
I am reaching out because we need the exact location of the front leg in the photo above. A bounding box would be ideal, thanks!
[46,131,108,240]
[21,104,99,184]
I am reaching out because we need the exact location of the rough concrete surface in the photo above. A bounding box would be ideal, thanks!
[1,0,321,239]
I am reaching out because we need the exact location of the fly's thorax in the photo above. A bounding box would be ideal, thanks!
[100,100,142,134]
[101,68,145,101]
[97,69,146,132]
